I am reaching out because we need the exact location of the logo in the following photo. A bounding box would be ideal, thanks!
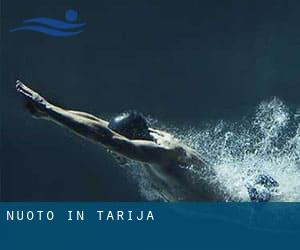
[9,9,86,37]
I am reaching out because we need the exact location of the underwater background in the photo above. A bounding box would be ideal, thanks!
[2,0,300,201]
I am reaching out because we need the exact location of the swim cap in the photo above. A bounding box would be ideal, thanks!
[108,111,153,141]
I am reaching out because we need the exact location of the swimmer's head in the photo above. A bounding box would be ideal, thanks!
[108,111,153,141]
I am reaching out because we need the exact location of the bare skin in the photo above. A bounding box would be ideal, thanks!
[16,80,224,201]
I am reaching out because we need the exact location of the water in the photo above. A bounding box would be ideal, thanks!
[123,98,300,201]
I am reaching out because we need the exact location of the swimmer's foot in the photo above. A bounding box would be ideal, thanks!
[16,80,49,118]
[246,174,279,202]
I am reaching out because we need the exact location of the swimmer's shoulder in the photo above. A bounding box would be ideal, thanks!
[167,143,206,167]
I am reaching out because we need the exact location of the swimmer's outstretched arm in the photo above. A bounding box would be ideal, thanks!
[16,81,176,165]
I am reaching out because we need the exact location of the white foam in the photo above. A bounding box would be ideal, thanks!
[124,98,300,201]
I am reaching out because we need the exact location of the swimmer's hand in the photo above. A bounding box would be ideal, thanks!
[16,80,49,118]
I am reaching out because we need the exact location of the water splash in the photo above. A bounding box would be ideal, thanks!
[124,98,300,201]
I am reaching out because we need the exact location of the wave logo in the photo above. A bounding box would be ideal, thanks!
[9,9,85,37]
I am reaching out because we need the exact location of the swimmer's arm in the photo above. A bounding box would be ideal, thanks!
[16,81,111,141]
[67,110,106,123]
[110,137,177,165]
[16,81,173,164]
[16,80,107,123]
[46,108,173,163]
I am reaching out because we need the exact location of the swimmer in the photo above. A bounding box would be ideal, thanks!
[16,80,278,201]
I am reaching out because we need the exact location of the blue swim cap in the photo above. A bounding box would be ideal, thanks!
[108,111,153,141]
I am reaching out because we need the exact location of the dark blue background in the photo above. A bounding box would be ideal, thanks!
[1,0,300,200]
[1,2,300,248]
